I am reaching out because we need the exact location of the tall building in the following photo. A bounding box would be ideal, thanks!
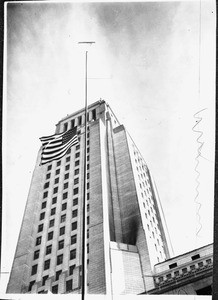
[7,100,173,294]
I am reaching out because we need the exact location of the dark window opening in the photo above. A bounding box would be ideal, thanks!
[42,275,48,286]
[46,245,52,255]
[48,231,53,241]
[66,279,73,292]
[169,263,177,269]
[192,254,200,260]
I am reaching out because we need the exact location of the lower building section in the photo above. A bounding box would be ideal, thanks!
[142,243,213,295]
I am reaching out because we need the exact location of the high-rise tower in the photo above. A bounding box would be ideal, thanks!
[7,100,172,294]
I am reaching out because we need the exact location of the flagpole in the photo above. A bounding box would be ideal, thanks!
[78,41,95,300]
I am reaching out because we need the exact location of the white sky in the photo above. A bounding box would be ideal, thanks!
[1,0,216,295]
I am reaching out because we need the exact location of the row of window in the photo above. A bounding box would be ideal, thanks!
[34,236,78,259]
[158,259,213,282]
[36,215,90,246]
[31,249,77,276]
[63,110,96,132]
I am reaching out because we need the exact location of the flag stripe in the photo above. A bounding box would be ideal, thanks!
[42,136,78,157]
[39,127,79,165]
[41,139,78,164]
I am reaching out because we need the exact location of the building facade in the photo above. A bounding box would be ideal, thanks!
[7,100,175,294]
[144,243,213,295]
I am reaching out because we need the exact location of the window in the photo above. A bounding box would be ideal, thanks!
[75,152,80,158]
[54,177,59,184]
[182,267,187,273]
[75,160,79,166]
[60,227,65,235]
[41,202,46,209]
[66,156,70,162]
[87,216,90,225]
[57,161,61,167]
[71,119,75,128]
[87,204,90,212]
[69,265,75,275]
[48,231,53,241]
[73,198,78,206]
[51,208,56,216]
[87,173,89,180]
[57,254,63,265]
[67,148,71,154]
[44,182,49,189]
[36,237,41,246]
[87,243,89,254]
[63,192,68,200]
[92,109,96,121]
[87,193,89,200]
[52,285,58,294]
[87,155,89,161]
[72,209,78,218]
[66,279,73,292]
[64,123,68,131]
[87,229,89,239]
[169,263,178,269]
[56,270,62,281]
[56,169,60,175]
[49,219,55,227]
[190,265,196,270]
[38,224,43,233]
[31,265,37,275]
[40,212,45,220]
[71,222,77,231]
[87,164,89,170]
[28,281,35,292]
[61,214,66,223]
[78,115,82,126]
[46,245,52,255]
[53,187,58,194]
[65,164,70,171]
[34,250,40,260]
[87,182,89,189]
[43,191,48,198]
[198,262,204,268]
[70,249,76,260]
[73,188,79,195]
[174,270,179,277]
[65,173,69,180]
[52,197,57,204]
[87,147,90,153]
[42,275,48,286]
[158,276,163,283]
[192,254,200,260]
[46,173,51,179]
[62,203,67,211]
[58,240,64,250]
[74,178,79,185]
[64,182,68,189]
[47,165,52,171]
[74,169,79,175]
[71,234,77,245]
[44,259,50,270]
[76,144,80,151]
[166,273,171,279]
[206,258,212,264]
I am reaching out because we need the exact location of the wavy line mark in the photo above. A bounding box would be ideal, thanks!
[192,108,207,237]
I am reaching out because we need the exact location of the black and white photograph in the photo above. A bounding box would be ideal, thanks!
[1,1,216,298]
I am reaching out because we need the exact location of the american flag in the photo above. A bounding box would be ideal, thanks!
[39,127,79,165]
